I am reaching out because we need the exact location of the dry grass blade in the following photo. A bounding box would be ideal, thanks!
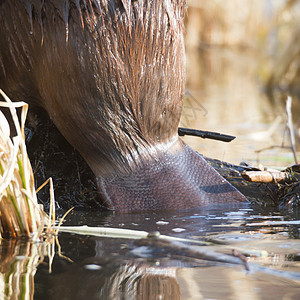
[0,90,51,240]
[0,91,73,296]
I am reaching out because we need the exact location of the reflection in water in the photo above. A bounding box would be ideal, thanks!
[102,264,180,300]
[0,207,299,299]
[0,238,54,300]
[50,260,181,300]
[30,207,300,299]
[178,264,300,300]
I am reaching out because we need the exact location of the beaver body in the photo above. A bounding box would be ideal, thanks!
[0,0,247,211]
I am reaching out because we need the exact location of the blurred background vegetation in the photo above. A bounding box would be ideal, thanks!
[181,0,300,168]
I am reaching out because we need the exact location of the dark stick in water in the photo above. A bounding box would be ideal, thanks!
[178,127,236,142]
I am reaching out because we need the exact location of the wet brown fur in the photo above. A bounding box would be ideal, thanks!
[0,0,186,175]
[0,0,247,211]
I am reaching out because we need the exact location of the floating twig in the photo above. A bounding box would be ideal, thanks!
[55,225,269,258]
[53,225,210,246]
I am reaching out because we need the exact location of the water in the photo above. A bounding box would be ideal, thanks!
[1,205,299,299]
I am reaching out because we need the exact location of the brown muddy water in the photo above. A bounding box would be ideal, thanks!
[1,49,300,299]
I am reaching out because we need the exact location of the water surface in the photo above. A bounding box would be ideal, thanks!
[31,205,300,299]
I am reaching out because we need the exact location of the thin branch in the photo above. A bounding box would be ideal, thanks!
[286,96,298,164]
[178,127,236,142]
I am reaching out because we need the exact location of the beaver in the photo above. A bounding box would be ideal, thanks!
[0,0,247,211]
